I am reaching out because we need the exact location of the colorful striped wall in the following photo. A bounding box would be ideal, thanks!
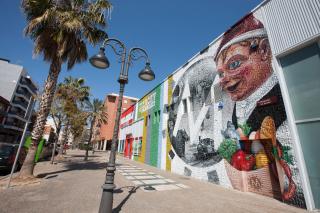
[136,86,162,167]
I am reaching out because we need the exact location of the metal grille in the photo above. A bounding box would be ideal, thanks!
[262,0,320,56]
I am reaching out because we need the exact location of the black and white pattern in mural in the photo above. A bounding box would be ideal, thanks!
[207,170,220,184]
[168,57,222,167]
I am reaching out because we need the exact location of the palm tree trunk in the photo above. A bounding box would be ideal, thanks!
[19,58,62,178]
[84,118,95,161]
[59,123,69,156]
[51,124,61,164]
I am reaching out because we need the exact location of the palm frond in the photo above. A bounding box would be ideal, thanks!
[22,0,111,62]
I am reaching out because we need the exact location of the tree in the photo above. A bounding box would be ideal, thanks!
[84,98,107,160]
[49,96,66,164]
[20,0,111,177]
[55,76,90,156]
[69,110,88,149]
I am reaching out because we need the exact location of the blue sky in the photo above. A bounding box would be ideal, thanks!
[0,0,263,101]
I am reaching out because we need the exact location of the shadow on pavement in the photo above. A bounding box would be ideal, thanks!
[37,161,123,178]
[113,186,139,213]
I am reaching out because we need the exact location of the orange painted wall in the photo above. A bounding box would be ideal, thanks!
[98,94,138,141]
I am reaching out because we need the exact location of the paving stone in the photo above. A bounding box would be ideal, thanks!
[132,180,144,186]
[152,184,180,191]
[124,172,148,176]
[175,184,190,189]
[134,176,158,180]
[164,179,176,183]
[125,176,136,180]
[141,179,167,185]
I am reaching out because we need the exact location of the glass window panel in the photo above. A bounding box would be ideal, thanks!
[280,43,320,120]
[280,43,320,209]
[296,122,320,208]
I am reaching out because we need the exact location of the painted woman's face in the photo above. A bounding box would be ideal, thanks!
[216,42,272,101]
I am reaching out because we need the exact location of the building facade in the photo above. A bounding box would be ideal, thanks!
[95,93,138,151]
[0,96,10,138]
[118,0,320,210]
[0,59,37,143]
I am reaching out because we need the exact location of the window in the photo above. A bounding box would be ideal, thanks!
[145,116,148,126]
[157,110,161,123]
[280,42,320,208]
[154,112,157,124]
[108,96,116,103]
[118,140,125,153]
[133,139,142,156]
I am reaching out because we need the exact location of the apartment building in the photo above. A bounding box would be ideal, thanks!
[0,58,37,143]
[95,93,138,151]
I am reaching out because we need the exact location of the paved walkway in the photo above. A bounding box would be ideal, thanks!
[117,164,189,191]
[0,150,308,213]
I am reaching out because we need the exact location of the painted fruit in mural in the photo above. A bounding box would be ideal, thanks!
[167,57,222,167]
[255,151,269,169]
[231,150,246,170]
[231,150,255,171]
[241,155,255,171]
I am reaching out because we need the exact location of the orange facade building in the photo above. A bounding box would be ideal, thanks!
[95,93,138,151]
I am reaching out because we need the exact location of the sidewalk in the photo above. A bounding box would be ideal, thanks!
[0,150,307,213]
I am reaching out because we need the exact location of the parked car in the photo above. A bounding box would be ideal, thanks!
[0,143,27,174]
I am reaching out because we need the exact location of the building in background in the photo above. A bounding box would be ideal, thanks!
[95,93,138,151]
[0,58,38,143]
[0,96,10,138]
[118,0,320,210]
[42,124,56,145]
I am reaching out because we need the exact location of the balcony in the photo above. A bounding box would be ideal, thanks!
[16,86,32,100]
[8,107,25,118]
[19,76,37,94]
[4,117,25,131]
[12,97,28,110]
[14,93,31,102]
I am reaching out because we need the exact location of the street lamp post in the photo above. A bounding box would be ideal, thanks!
[89,38,155,213]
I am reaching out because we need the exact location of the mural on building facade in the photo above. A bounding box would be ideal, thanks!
[119,11,308,209]
[167,13,306,208]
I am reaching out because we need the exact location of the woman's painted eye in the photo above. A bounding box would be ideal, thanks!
[218,72,224,78]
[228,60,241,70]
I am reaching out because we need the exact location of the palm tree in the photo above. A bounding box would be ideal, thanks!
[20,0,111,177]
[49,96,66,164]
[84,99,107,161]
[55,76,90,156]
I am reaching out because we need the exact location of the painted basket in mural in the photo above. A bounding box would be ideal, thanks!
[224,160,282,199]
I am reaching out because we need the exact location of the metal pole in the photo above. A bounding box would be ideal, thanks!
[99,38,128,213]
[7,96,35,188]
[99,82,125,213]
